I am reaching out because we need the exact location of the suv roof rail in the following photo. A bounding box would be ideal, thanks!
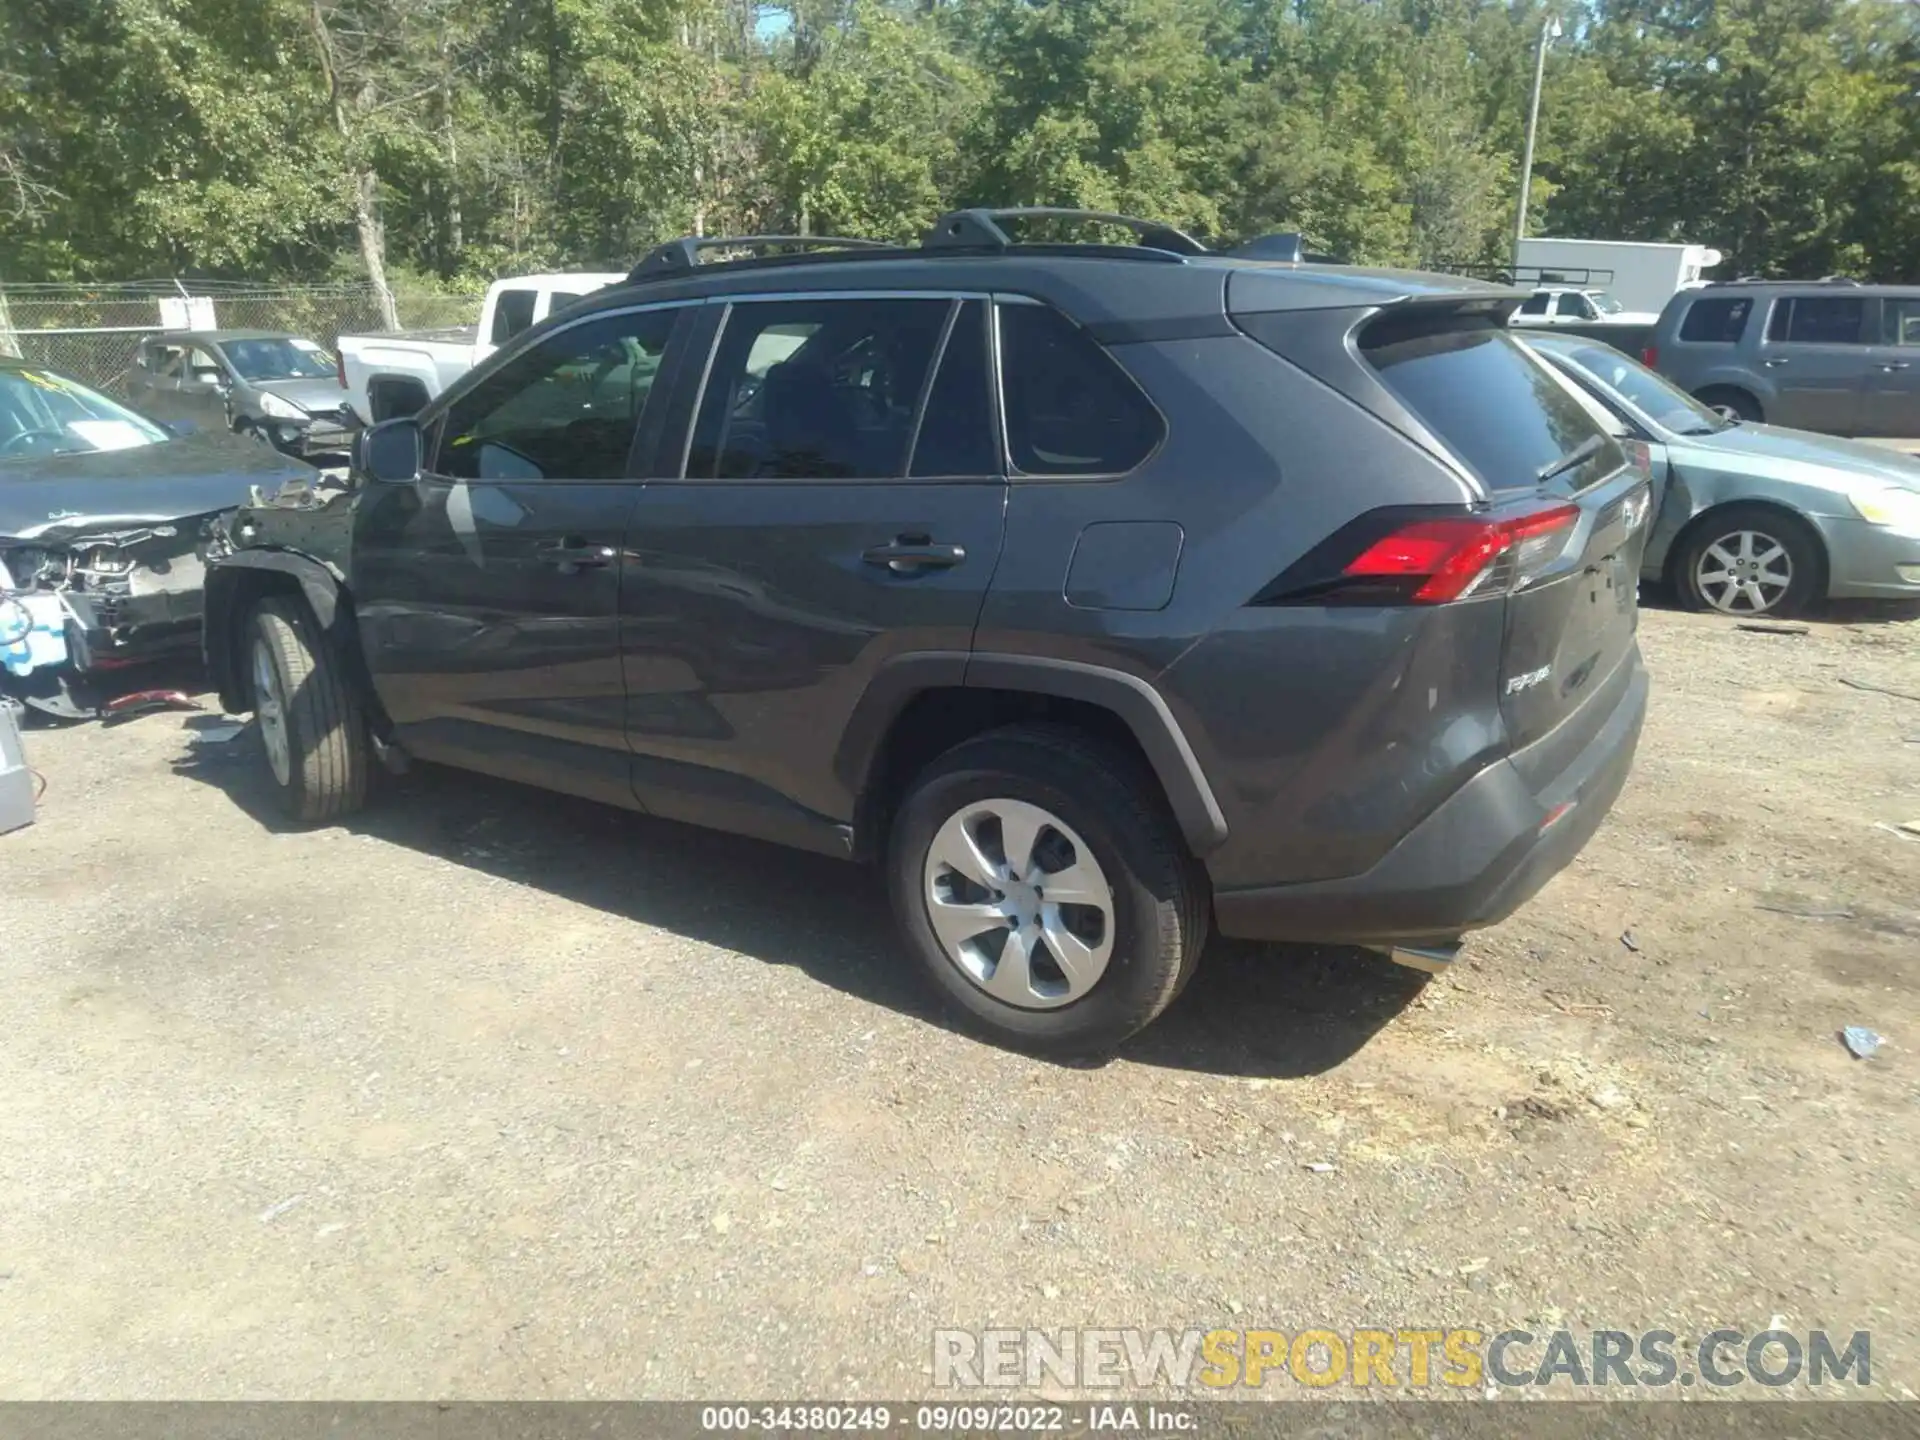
[1227,231,1348,265]
[1712,274,1863,287]
[921,207,1208,257]
[628,234,893,281]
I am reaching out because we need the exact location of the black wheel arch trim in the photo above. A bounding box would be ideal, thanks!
[839,650,1229,857]
[204,549,386,730]
[965,655,1228,853]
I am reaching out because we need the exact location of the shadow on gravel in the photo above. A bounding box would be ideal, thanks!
[177,735,1421,1079]
[1638,584,1920,625]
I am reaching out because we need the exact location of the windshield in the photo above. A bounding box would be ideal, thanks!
[0,367,169,462]
[1554,343,1728,435]
[220,337,336,382]
[1588,291,1625,315]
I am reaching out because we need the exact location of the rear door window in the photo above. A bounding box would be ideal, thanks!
[997,303,1163,476]
[1678,297,1753,343]
[1768,296,1868,345]
[1361,315,1622,493]
[1519,293,1551,316]
[910,300,997,478]
[688,297,950,480]
[489,288,539,345]
[1885,298,1920,347]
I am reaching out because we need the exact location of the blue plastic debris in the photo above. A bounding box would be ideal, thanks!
[1842,1026,1883,1060]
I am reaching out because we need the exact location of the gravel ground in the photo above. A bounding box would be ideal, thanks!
[1,604,1916,1401]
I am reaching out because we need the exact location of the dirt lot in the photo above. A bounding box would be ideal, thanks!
[2,604,1916,1400]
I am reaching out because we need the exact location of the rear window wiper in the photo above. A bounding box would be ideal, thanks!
[1535,433,1606,484]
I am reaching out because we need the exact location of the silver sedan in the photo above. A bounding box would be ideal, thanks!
[1525,333,1920,617]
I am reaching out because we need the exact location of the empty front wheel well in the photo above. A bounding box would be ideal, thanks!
[855,687,1161,862]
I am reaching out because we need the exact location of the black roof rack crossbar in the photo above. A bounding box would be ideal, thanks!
[922,207,1208,257]
[629,234,892,281]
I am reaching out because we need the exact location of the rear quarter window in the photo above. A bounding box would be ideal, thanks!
[1360,314,1621,493]
[998,304,1164,476]
[489,288,539,345]
[1678,297,1753,343]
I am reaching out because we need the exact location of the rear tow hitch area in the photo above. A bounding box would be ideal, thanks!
[1381,941,1462,975]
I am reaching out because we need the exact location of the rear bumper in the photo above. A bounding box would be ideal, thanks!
[1213,650,1648,945]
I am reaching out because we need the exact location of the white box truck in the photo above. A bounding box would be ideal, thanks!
[1513,239,1723,316]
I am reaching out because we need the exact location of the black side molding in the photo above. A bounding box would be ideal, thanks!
[966,654,1229,854]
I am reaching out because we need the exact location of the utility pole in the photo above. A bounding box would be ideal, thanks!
[1513,13,1562,273]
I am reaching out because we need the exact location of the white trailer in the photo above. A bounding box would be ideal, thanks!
[1513,239,1723,315]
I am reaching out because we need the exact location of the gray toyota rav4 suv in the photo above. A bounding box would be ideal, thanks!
[203,209,1651,1053]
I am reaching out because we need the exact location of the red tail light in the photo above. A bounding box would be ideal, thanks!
[336,349,348,389]
[1339,504,1582,603]
[1641,345,1659,368]
[1252,503,1587,607]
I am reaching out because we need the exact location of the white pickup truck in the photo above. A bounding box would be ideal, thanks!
[336,271,626,424]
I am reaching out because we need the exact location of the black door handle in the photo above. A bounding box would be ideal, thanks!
[537,537,617,572]
[862,537,966,573]
[1880,361,1911,372]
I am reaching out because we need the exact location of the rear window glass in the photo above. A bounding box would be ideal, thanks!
[1766,296,1866,345]
[1678,297,1752,343]
[1361,316,1621,493]
[490,288,538,345]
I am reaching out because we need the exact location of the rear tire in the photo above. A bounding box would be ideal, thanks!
[1694,386,1762,423]
[1673,504,1823,618]
[887,724,1208,1055]
[247,596,369,823]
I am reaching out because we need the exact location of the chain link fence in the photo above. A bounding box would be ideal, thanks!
[0,282,483,395]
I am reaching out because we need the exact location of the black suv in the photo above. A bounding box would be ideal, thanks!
[203,209,1651,1053]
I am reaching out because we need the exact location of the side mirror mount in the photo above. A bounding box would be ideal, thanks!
[355,417,423,484]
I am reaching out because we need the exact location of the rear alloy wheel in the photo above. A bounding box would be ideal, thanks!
[1676,505,1821,618]
[1695,387,1762,423]
[888,725,1208,1055]
[247,595,370,822]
